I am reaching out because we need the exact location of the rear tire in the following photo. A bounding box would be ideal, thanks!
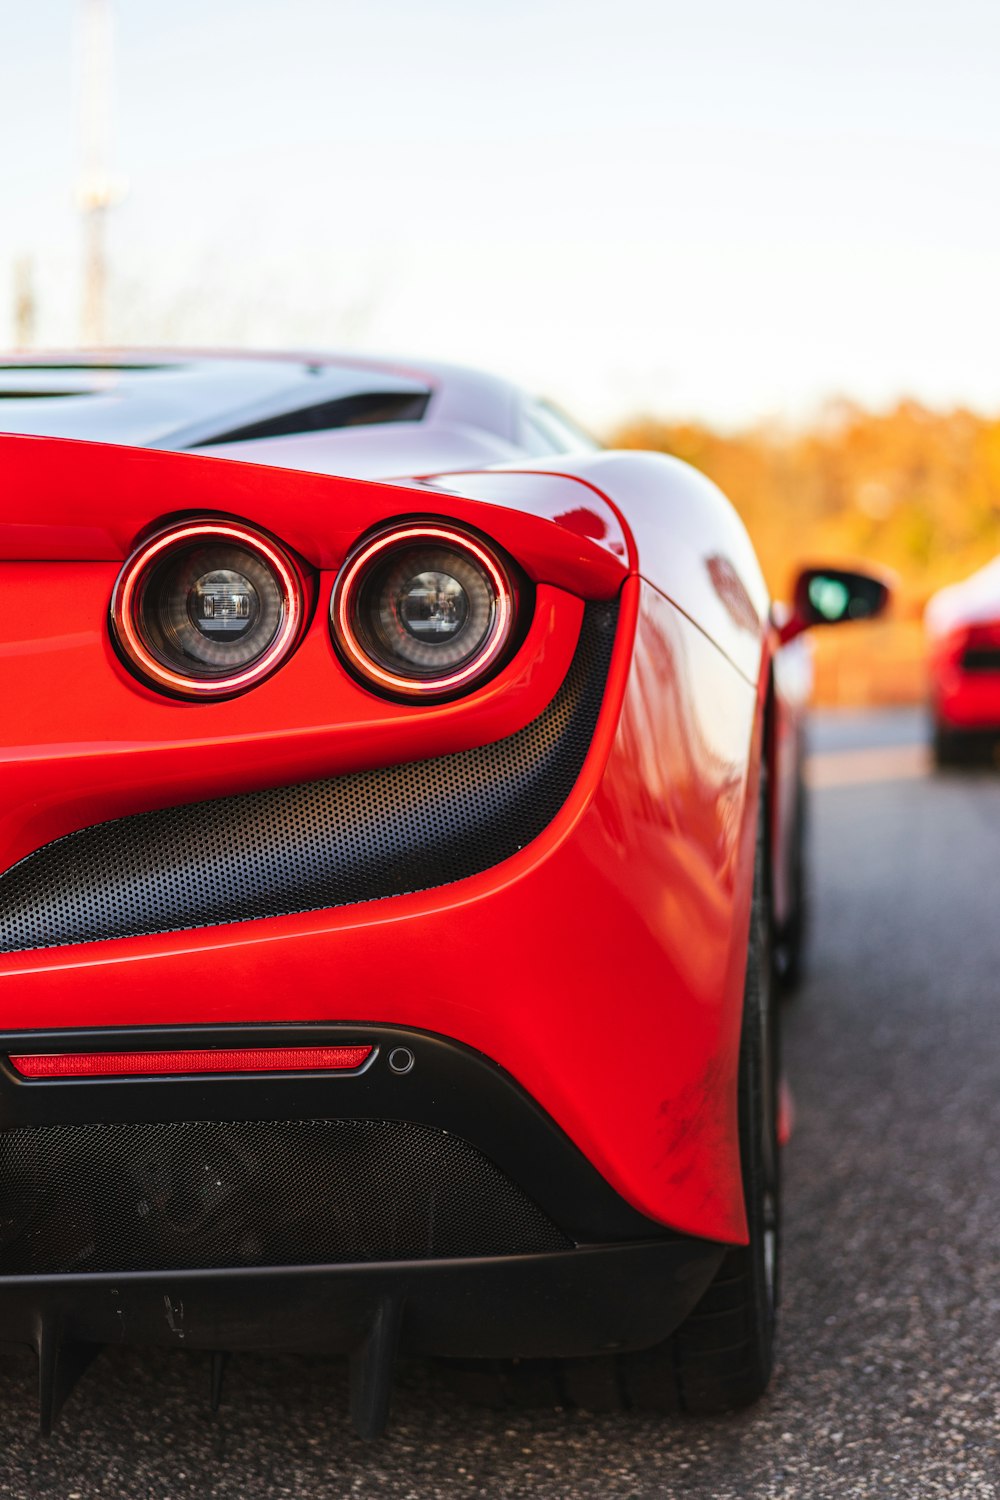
[932,718,969,769]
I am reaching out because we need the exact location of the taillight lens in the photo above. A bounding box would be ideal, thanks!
[111,520,307,699]
[9,1046,372,1078]
[331,524,517,698]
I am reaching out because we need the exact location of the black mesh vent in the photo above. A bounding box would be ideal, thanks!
[0,1117,571,1275]
[0,601,617,953]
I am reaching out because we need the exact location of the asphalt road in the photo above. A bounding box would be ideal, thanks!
[2,709,1000,1499]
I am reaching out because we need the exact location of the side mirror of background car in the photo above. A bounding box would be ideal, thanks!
[778,567,891,645]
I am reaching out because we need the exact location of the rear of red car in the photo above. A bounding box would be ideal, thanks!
[926,564,1000,764]
[930,622,1000,720]
[0,430,769,1432]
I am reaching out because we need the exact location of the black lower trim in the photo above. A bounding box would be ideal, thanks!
[0,1023,666,1244]
[0,1238,725,1362]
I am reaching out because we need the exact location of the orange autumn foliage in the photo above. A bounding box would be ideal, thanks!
[610,401,1000,706]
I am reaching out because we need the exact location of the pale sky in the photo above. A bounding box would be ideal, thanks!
[3,0,1000,430]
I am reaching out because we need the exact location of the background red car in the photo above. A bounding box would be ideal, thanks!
[0,351,887,1434]
[926,557,1000,765]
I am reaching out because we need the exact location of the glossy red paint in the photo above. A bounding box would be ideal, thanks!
[428,453,768,685]
[8,1045,373,1078]
[0,575,762,1244]
[0,434,627,596]
[777,1078,795,1149]
[525,450,770,685]
[416,469,634,569]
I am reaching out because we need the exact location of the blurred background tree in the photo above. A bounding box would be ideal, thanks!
[611,403,1000,707]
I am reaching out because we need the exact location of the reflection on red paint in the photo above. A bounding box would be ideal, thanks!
[777,1077,795,1148]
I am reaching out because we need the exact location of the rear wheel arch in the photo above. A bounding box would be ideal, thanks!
[440,775,782,1416]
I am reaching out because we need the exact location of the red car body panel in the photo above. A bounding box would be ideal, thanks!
[0,433,629,583]
[928,626,1000,730]
[539,450,769,686]
[0,421,780,1247]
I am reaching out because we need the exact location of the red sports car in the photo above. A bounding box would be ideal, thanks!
[0,351,887,1434]
[926,557,1000,765]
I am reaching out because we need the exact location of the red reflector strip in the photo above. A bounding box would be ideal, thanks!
[8,1046,373,1079]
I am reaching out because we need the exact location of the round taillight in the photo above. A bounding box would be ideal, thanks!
[111,520,307,699]
[331,524,517,699]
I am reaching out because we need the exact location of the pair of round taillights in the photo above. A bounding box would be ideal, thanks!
[110,520,518,702]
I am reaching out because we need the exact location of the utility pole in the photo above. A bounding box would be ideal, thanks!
[78,0,124,345]
[13,258,37,347]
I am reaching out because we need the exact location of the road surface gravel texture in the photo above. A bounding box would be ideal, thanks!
[1,708,999,1499]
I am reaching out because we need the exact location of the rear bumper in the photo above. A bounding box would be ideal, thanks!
[0,1021,668,1251]
[0,1021,725,1434]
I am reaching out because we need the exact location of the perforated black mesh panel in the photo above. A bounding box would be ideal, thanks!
[0,602,617,952]
[0,1117,571,1275]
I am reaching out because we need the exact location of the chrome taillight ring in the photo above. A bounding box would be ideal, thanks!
[331,523,517,699]
[111,519,306,699]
